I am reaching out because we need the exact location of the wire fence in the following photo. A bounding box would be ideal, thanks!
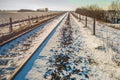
[0,12,64,45]
[71,12,120,54]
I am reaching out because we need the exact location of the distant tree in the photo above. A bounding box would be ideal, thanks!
[45,8,48,12]
[75,8,81,14]
[108,0,120,23]
[75,5,105,20]
[18,9,35,12]
[75,5,105,35]
[109,0,120,10]
[37,8,48,12]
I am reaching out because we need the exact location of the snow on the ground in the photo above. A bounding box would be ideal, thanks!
[25,13,120,80]
[71,14,120,80]
[78,14,120,54]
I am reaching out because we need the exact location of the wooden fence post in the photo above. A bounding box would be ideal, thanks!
[85,15,87,27]
[93,17,96,35]
[36,15,38,22]
[28,16,31,27]
[31,16,33,24]
[9,17,13,33]
[79,14,81,22]
[41,15,44,19]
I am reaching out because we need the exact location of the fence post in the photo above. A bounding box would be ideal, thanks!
[28,16,31,27]
[85,15,87,27]
[41,15,44,19]
[93,17,96,35]
[79,14,81,22]
[36,15,39,22]
[31,16,33,24]
[9,17,13,33]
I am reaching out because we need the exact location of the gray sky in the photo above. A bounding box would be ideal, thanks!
[0,0,115,11]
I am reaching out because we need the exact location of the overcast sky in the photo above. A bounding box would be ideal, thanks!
[0,0,115,11]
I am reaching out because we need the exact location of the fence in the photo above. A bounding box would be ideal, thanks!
[71,12,120,54]
[0,14,55,32]
[0,12,64,45]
